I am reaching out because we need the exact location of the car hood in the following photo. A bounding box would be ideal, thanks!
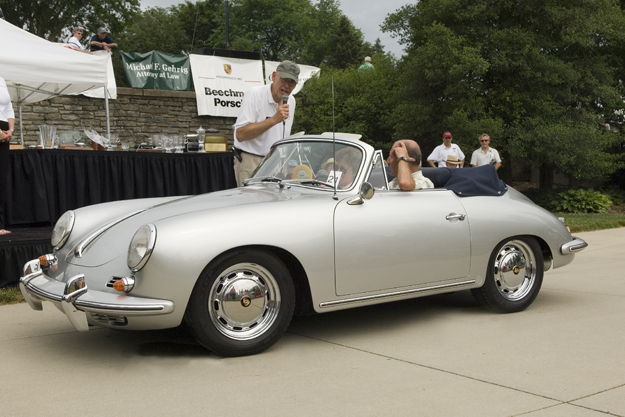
[67,184,313,267]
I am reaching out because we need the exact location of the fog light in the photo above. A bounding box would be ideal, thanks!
[113,277,135,293]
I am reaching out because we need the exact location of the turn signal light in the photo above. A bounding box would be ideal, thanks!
[113,277,135,293]
[38,254,56,268]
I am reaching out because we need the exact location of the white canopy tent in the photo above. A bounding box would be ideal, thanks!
[0,19,114,143]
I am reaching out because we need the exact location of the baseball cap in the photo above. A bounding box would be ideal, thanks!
[288,159,298,167]
[98,27,108,34]
[276,60,300,83]
[443,131,452,138]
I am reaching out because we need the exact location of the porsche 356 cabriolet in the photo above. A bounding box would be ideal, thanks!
[20,133,587,356]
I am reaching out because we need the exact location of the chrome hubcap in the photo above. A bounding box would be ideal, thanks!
[209,263,281,340]
[493,240,536,301]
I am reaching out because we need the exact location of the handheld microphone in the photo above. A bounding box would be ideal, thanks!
[282,94,288,138]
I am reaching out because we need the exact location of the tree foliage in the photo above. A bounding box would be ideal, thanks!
[382,0,625,185]
[294,53,399,152]
[116,7,187,54]
[0,0,139,41]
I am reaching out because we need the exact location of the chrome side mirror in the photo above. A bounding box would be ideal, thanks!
[347,182,375,205]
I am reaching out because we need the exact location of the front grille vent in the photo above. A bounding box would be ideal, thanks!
[90,313,128,326]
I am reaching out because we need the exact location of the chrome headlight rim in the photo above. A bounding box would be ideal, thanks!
[51,211,75,250]
[127,224,157,272]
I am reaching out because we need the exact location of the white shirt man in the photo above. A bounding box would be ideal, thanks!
[233,60,300,186]
[67,27,84,50]
[470,134,501,170]
[427,131,465,168]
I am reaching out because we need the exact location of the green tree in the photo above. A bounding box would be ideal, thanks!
[384,0,625,187]
[0,0,139,41]
[116,7,187,54]
[171,0,223,51]
[325,15,365,69]
[294,53,399,151]
[209,0,315,61]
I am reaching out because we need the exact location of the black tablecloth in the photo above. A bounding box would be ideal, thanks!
[7,149,237,226]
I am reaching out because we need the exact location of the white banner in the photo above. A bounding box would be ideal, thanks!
[264,61,320,96]
[190,55,264,117]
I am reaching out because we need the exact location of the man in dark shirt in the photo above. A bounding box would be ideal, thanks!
[90,27,117,52]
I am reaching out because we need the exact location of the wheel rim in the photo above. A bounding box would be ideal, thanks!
[492,240,537,301]
[209,262,281,340]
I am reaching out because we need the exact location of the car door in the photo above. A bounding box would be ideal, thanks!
[333,189,471,296]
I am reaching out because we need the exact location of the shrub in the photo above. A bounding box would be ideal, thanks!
[552,189,613,213]
[598,188,625,206]
[521,188,561,211]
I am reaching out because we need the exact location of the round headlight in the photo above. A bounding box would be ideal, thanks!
[51,211,75,250]
[127,224,156,272]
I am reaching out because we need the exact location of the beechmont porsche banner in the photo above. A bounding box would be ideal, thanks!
[190,55,320,117]
[122,51,191,90]
[190,55,264,117]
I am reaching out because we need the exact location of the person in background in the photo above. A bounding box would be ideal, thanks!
[278,160,298,180]
[358,56,374,72]
[470,133,501,170]
[67,27,85,50]
[0,75,15,235]
[387,140,434,191]
[233,60,300,186]
[427,131,465,168]
[90,27,117,52]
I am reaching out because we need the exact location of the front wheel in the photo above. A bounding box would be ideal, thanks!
[471,237,544,313]
[185,250,295,356]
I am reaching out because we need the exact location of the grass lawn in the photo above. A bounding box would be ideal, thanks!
[2,212,624,305]
[557,212,625,233]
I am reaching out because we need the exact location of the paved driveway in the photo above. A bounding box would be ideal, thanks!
[1,228,623,417]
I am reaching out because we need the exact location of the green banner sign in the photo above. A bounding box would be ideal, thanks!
[122,51,191,90]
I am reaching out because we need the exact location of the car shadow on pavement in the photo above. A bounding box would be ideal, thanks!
[288,290,486,338]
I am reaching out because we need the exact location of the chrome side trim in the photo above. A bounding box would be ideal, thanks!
[74,209,146,257]
[560,236,588,254]
[319,280,476,308]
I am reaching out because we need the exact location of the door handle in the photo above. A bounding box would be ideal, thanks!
[446,213,466,221]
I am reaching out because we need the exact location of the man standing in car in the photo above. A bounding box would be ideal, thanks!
[233,60,300,186]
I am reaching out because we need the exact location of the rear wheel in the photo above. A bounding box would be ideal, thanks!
[185,250,295,356]
[471,237,544,313]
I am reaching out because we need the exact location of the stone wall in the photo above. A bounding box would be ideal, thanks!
[12,87,236,146]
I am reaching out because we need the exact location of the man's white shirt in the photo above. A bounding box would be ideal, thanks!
[470,147,501,166]
[427,143,465,167]
[233,84,295,156]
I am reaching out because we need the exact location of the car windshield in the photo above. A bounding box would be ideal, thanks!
[249,141,364,190]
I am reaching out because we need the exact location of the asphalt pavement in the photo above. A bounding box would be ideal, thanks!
[1,227,623,417]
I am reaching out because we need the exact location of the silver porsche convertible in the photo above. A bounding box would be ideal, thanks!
[20,133,587,356]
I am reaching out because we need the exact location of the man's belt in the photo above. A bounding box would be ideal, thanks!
[232,147,265,162]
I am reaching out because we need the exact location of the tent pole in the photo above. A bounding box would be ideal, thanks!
[105,84,110,138]
[19,103,24,146]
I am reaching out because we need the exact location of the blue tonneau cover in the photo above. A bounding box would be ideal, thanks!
[444,164,507,196]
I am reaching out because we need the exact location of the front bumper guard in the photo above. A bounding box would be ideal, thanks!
[560,236,588,255]
[20,259,175,332]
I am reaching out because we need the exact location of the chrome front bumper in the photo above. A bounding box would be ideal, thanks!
[20,259,175,332]
[560,236,588,254]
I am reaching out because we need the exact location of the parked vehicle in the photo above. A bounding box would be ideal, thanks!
[20,133,587,356]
